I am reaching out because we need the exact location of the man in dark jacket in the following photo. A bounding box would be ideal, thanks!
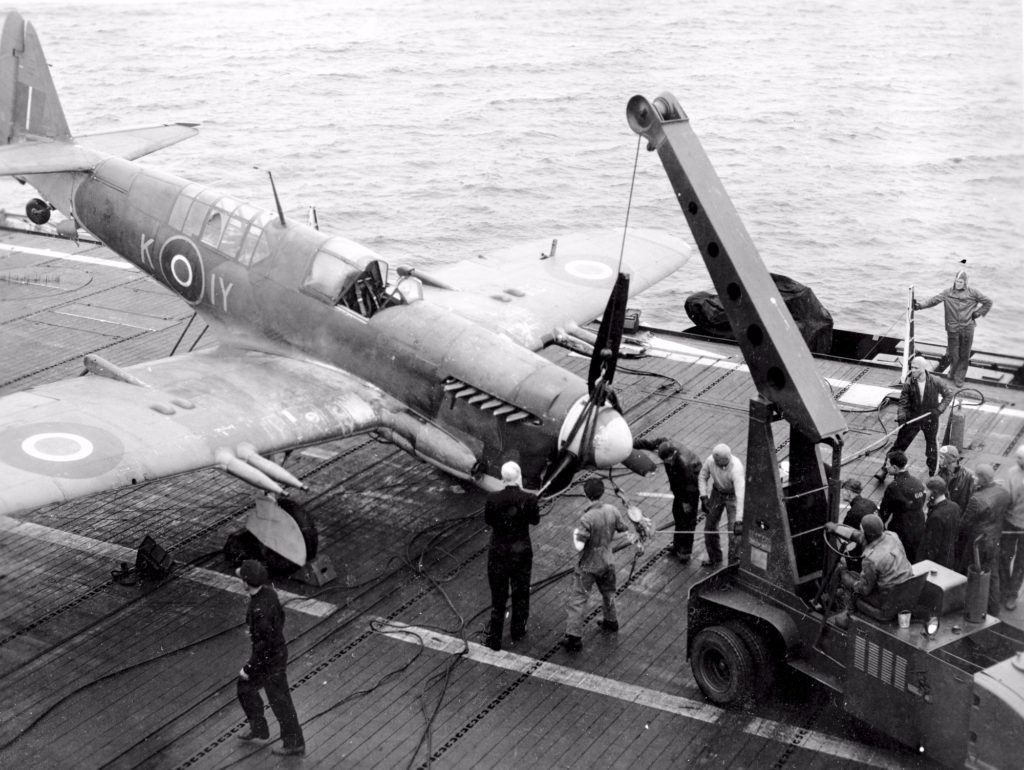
[841,478,877,530]
[877,357,951,481]
[484,461,540,651]
[879,451,926,563]
[958,464,1010,616]
[236,559,305,756]
[921,477,961,569]
[938,445,975,515]
[634,437,701,563]
[914,269,993,387]
[839,478,876,571]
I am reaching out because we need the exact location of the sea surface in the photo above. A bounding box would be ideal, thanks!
[2,0,1021,352]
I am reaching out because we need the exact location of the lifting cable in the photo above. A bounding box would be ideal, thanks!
[616,135,643,274]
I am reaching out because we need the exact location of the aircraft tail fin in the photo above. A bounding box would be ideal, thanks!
[0,11,71,145]
[0,12,198,177]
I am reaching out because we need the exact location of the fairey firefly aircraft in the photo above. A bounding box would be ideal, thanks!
[0,11,688,562]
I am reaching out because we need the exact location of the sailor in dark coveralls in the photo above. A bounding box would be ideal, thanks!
[879,450,927,563]
[633,437,701,563]
[921,476,961,570]
[484,461,540,651]
[236,559,305,756]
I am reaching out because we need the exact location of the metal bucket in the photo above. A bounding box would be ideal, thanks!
[965,565,990,623]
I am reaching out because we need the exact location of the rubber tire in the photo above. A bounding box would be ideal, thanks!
[725,620,776,701]
[690,625,755,706]
[26,198,51,225]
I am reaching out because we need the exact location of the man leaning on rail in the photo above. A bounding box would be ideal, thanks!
[913,268,993,388]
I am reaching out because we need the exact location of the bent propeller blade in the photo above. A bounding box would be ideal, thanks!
[588,271,630,396]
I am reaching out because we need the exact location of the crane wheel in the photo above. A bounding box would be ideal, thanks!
[724,620,776,700]
[690,625,754,706]
[26,198,51,225]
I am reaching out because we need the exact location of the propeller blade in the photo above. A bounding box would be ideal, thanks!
[588,272,630,397]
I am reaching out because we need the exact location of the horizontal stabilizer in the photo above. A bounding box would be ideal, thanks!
[0,123,199,176]
[77,123,200,160]
[0,140,101,175]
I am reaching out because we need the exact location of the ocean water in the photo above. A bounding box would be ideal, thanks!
[2,0,1021,353]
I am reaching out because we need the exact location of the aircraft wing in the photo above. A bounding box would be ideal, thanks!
[415,228,691,349]
[0,347,402,516]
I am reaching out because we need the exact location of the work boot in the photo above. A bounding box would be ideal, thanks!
[485,636,501,652]
[1006,597,1018,611]
[873,467,887,483]
[675,550,691,564]
[562,634,583,652]
[238,728,270,742]
[271,744,306,757]
[599,619,619,632]
[700,558,721,568]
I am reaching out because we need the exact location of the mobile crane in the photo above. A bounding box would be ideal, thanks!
[626,91,1024,769]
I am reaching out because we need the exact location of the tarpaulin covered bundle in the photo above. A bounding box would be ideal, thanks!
[683,273,834,353]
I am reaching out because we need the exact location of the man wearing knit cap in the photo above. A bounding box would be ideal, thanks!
[999,445,1024,611]
[235,559,305,756]
[633,437,702,562]
[826,513,914,626]
[563,478,632,652]
[483,461,540,651]
[959,464,1011,616]
[914,269,993,387]
[697,444,745,566]
[937,445,975,514]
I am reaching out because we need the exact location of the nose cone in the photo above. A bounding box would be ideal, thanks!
[590,407,633,468]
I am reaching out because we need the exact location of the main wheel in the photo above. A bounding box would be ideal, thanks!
[724,620,776,700]
[690,625,754,706]
[26,198,51,225]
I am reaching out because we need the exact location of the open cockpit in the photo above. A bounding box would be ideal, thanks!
[301,236,423,319]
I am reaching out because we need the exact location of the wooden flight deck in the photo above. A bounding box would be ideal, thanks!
[1,223,1021,769]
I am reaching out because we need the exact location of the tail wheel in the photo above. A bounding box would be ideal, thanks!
[690,625,754,706]
[724,620,776,700]
[26,198,51,225]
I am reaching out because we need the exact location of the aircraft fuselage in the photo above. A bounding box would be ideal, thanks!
[39,158,594,487]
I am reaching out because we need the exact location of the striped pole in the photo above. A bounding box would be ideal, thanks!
[901,285,915,382]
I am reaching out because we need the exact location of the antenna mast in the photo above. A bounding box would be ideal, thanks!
[266,171,287,227]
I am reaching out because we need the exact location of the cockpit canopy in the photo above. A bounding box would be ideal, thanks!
[302,237,392,317]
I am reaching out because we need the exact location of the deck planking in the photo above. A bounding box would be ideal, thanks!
[1,226,1021,768]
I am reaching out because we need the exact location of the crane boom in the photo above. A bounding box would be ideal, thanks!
[626,93,846,443]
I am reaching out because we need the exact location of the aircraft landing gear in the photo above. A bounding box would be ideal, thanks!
[223,495,336,587]
[26,197,52,225]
